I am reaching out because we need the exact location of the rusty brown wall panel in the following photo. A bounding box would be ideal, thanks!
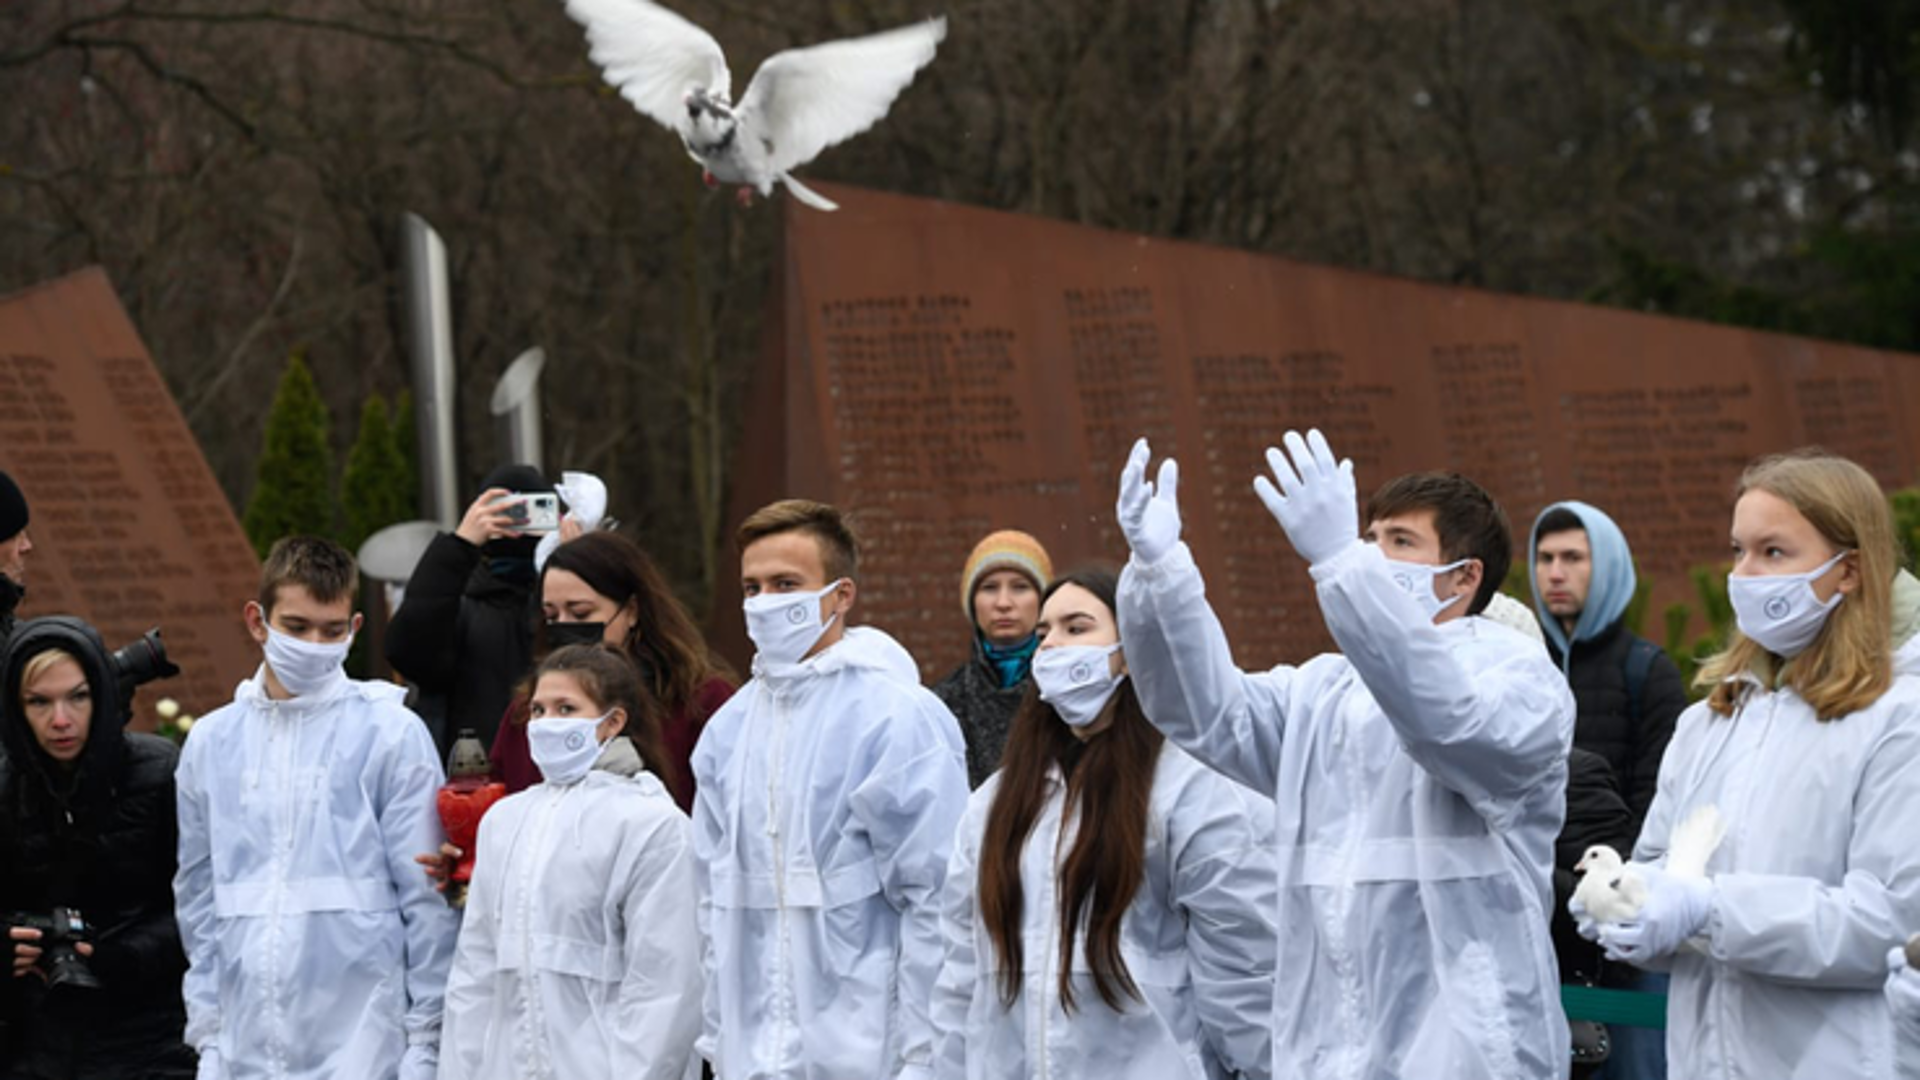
[715,184,1920,680]
[0,268,262,723]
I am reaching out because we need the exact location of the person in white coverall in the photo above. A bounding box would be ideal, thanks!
[692,499,969,1079]
[438,644,702,1079]
[174,537,458,1079]
[1574,451,1920,1080]
[1114,431,1576,1080]
[932,566,1277,1080]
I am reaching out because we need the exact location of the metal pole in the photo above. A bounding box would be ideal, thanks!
[489,347,547,472]
[401,212,461,528]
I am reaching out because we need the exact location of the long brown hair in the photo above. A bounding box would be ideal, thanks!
[1700,450,1898,721]
[540,532,735,719]
[535,644,676,790]
[976,567,1164,1014]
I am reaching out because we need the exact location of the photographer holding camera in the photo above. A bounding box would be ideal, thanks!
[0,616,193,1078]
[386,464,555,758]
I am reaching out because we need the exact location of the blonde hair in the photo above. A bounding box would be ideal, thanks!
[20,647,79,695]
[1700,450,1898,721]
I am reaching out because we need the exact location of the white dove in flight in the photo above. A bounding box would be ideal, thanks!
[1574,803,1726,924]
[563,0,948,211]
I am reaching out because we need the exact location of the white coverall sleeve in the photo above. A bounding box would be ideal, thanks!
[172,725,221,1066]
[1310,541,1572,819]
[612,812,705,1079]
[436,822,496,1080]
[377,719,461,1079]
[1117,542,1295,796]
[690,784,722,1070]
[1171,776,1278,1080]
[1671,719,1920,988]
[847,710,970,1080]
[930,805,985,1080]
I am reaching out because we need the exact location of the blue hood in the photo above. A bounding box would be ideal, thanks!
[1529,500,1637,662]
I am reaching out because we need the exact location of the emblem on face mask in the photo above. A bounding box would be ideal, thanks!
[1068,661,1094,683]
[786,603,809,625]
[1394,571,1418,591]
[565,731,587,751]
[1764,596,1791,620]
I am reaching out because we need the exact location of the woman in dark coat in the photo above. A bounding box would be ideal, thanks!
[0,617,193,1079]
[930,530,1054,788]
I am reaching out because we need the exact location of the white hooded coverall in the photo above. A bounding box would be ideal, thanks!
[1634,669,1920,1080]
[932,745,1278,1079]
[691,627,970,1079]
[438,748,702,1080]
[1117,541,1576,1080]
[174,671,459,1079]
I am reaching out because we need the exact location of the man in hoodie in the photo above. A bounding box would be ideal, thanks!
[0,469,34,654]
[691,499,969,1079]
[174,536,457,1078]
[386,465,552,756]
[1529,501,1688,1080]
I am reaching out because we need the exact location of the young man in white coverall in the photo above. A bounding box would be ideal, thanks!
[1114,430,1576,1080]
[691,499,969,1078]
[174,537,457,1079]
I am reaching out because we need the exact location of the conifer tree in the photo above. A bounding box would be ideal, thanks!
[242,353,335,557]
[340,394,413,551]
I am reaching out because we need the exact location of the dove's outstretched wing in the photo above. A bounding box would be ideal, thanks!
[1667,803,1726,879]
[738,17,947,177]
[565,0,732,133]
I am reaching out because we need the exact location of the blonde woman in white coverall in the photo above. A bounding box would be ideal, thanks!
[1575,451,1920,1080]
[932,567,1277,1080]
[439,644,702,1079]
[1114,432,1576,1080]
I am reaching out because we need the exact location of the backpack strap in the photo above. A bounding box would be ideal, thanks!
[1622,636,1659,726]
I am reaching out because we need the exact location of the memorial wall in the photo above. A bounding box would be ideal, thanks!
[718,185,1920,677]
[0,268,261,721]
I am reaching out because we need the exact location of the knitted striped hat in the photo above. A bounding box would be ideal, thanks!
[960,530,1053,618]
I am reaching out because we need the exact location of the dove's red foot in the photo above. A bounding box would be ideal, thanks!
[735,187,755,208]
[702,170,719,190]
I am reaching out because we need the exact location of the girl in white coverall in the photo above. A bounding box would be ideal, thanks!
[1576,451,1920,1080]
[933,568,1277,1080]
[439,644,702,1079]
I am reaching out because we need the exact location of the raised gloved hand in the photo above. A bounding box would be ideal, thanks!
[1253,429,1359,565]
[1889,942,1920,1041]
[1597,862,1715,965]
[1116,437,1182,565]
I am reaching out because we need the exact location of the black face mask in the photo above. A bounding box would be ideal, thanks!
[546,621,607,650]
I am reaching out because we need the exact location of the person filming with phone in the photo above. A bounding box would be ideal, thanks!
[387,465,558,757]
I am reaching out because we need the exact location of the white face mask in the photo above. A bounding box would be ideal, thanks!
[264,625,352,698]
[1384,557,1470,622]
[1032,643,1126,729]
[743,580,845,668]
[527,713,612,786]
[1729,550,1850,658]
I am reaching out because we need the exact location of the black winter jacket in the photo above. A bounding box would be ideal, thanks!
[1546,619,1686,843]
[930,645,1032,789]
[0,618,193,1078]
[384,531,536,755]
[1552,748,1637,988]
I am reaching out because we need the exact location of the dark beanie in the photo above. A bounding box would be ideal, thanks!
[478,464,550,499]
[0,470,27,542]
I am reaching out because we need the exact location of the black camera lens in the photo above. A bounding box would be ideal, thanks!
[111,628,182,696]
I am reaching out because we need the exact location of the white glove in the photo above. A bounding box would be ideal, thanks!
[1252,429,1359,565]
[1598,863,1715,964]
[1890,945,1920,1041]
[1116,437,1182,565]
[195,1048,222,1080]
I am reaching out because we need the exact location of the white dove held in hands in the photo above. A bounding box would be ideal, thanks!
[564,0,948,211]
[1573,803,1725,925]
